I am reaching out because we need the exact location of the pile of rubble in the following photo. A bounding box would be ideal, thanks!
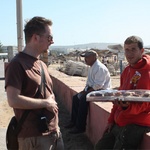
[59,60,89,77]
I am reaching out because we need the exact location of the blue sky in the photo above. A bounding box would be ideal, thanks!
[1,0,150,46]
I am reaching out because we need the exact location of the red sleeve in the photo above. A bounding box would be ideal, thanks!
[108,104,118,123]
[124,102,150,115]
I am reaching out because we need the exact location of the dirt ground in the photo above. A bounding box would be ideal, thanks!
[0,62,120,150]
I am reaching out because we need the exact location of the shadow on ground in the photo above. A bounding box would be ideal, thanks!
[56,98,94,150]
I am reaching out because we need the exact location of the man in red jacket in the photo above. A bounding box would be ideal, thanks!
[95,35,150,150]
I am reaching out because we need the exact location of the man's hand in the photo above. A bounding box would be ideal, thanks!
[45,95,58,113]
[113,98,130,108]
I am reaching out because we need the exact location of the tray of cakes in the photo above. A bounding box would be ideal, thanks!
[86,89,150,102]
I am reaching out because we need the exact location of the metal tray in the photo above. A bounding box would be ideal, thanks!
[86,89,150,102]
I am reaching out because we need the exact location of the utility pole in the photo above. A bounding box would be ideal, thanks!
[16,0,23,52]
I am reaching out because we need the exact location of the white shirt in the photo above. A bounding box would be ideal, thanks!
[86,59,111,90]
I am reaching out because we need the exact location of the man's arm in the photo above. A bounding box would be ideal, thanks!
[6,86,58,113]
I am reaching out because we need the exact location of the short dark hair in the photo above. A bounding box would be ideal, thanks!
[24,16,53,43]
[124,35,143,49]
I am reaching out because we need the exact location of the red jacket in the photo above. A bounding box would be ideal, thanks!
[108,55,150,127]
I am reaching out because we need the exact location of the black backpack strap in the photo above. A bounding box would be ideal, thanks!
[15,110,31,134]
[40,62,46,98]
[14,89,42,134]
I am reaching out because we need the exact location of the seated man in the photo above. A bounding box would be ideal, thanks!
[95,36,150,150]
[65,50,111,134]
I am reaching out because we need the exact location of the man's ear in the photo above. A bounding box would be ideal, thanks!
[33,34,40,42]
[141,48,144,54]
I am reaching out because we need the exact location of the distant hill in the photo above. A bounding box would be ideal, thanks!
[51,42,118,49]
[50,42,119,54]
[145,45,150,49]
